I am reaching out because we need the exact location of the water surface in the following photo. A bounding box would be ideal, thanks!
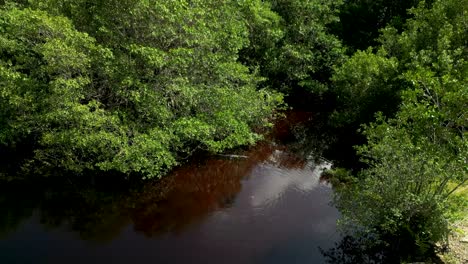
[0,112,340,264]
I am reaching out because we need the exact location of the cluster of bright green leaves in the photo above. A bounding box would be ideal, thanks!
[338,113,466,247]
[333,0,467,250]
[0,1,282,178]
[331,0,466,125]
[330,50,401,126]
[237,0,283,67]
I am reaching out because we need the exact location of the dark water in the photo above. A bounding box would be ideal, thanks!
[0,112,340,264]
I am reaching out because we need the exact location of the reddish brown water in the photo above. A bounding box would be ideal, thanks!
[0,112,340,264]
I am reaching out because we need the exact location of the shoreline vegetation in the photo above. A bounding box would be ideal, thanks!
[0,0,466,262]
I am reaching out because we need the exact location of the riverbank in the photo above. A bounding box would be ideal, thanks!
[438,219,467,264]
[439,186,468,264]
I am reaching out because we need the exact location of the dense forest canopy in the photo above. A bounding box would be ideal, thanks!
[0,0,466,260]
[0,0,283,178]
[0,0,351,178]
[331,0,467,257]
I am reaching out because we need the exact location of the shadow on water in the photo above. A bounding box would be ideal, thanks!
[0,144,330,234]
[0,111,351,264]
[130,141,278,237]
[320,233,447,264]
[320,235,397,264]
[0,153,263,242]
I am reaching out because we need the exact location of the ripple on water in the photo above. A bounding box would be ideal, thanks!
[210,149,334,223]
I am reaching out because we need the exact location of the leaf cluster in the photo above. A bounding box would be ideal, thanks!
[333,0,467,254]
[0,1,284,178]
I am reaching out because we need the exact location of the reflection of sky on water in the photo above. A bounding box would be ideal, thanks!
[189,150,339,264]
[249,149,332,209]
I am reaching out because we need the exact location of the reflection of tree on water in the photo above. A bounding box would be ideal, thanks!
[0,110,323,244]
[129,158,248,236]
[0,183,40,238]
[320,235,392,264]
[38,184,132,242]
[0,177,135,242]
[277,111,366,171]
[0,135,314,241]
[128,141,286,236]
[320,234,445,264]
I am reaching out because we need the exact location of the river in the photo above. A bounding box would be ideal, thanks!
[0,112,341,264]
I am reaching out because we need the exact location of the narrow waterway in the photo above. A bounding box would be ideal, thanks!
[0,112,340,264]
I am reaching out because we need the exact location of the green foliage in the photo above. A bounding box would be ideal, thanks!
[339,114,466,239]
[331,0,467,126]
[0,6,102,143]
[334,0,468,252]
[322,167,356,187]
[241,0,346,94]
[331,49,401,126]
[238,0,283,69]
[0,1,282,179]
